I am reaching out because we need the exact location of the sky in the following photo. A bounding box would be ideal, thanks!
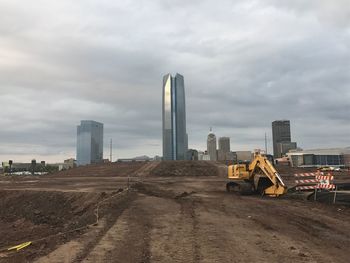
[1,0,350,163]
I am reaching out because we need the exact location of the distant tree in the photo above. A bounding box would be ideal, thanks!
[44,165,59,174]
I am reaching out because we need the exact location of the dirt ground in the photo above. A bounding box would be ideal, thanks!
[0,161,350,263]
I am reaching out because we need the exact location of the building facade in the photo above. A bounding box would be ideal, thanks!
[272,120,296,158]
[277,142,297,158]
[235,151,253,162]
[218,137,230,153]
[207,131,217,161]
[198,151,210,161]
[287,148,350,167]
[77,120,103,166]
[186,149,199,161]
[162,73,188,160]
[218,137,230,161]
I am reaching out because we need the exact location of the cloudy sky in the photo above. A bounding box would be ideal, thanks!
[1,0,350,162]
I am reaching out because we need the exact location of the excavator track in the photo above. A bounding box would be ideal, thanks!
[226,181,254,195]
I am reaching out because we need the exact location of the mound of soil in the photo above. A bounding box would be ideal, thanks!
[150,161,219,177]
[51,162,146,177]
[0,190,128,262]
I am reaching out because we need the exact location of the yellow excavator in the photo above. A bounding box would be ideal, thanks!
[226,152,287,197]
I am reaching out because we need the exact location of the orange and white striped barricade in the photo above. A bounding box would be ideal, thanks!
[316,173,335,190]
[294,171,323,191]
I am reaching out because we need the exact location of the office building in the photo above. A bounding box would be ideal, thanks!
[186,149,199,160]
[76,120,103,166]
[277,142,297,158]
[218,137,230,161]
[198,151,210,161]
[218,137,230,153]
[272,120,297,158]
[236,151,253,162]
[207,131,217,161]
[286,147,350,167]
[162,73,188,160]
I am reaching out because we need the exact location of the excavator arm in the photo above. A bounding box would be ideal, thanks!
[248,154,287,196]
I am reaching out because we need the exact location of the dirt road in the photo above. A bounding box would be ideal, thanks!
[0,162,350,262]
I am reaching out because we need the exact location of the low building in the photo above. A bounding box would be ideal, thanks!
[235,151,252,162]
[117,158,134,162]
[153,155,162,161]
[217,149,225,161]
[275,157,290,166]
[186,149,199,160]
[64,158,76,168]
[117,156,152,162]
[218,150,237,162]
[1,160,48,174]
[226,152,237,162]
[51,158,76,171]
[198,151,210,161]
[287,147,350,167]
[133,155,152,162]
[277,142,297,157]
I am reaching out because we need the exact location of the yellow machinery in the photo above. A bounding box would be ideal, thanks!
[226,152,287,197]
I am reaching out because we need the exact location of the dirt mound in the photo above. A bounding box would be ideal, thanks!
[51,162,146,177]
[149,161,219,177]
[0,190,131,262]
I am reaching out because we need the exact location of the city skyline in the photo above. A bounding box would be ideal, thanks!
[1,1,350,162]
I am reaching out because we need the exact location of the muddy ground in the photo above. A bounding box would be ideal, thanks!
[0,162,350,263]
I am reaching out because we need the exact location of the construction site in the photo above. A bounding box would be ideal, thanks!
[0,160,350,263]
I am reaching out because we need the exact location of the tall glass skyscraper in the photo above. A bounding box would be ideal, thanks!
[162,73,188,160]
[76,120,104,166]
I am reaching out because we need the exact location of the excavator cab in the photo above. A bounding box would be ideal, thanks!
[228,164,249,179]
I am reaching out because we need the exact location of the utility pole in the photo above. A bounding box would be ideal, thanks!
[265,132,268,155]
[110,139,113,162]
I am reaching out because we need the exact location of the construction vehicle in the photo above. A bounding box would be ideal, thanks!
[226,152,287,197]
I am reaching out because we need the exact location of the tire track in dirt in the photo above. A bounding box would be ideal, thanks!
[192,193,312,262]
[177,198,201,262]
[132,183,201,262]
[81,193,152,263]
[131,162,160,177]
[34,191,137,263]
[216,193,349,263]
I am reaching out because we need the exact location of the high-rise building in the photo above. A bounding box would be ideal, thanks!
[207,130,217,161]
[218,137,230,161]
[162,73,188,160]
[76,120,103,166]
[272,120,296,158]
[218,137,230,153]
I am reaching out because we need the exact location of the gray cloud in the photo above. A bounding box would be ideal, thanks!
[265,0,350,28]
[0,0,349,162]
